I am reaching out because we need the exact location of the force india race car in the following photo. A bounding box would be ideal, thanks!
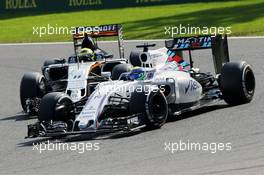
[20,24,130,115]
[26,35,255,138]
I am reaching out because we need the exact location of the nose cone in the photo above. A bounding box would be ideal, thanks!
[78,118,95,130]
[78,120,88,130]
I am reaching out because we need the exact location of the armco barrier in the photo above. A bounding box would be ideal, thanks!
[0,0,229,14]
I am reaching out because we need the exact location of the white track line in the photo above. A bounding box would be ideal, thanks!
[0,36,263,46]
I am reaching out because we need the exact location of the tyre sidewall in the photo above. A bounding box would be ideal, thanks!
[220,61,255,104]
[20,72,46,112]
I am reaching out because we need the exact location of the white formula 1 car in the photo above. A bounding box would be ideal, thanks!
[26,35,255,138]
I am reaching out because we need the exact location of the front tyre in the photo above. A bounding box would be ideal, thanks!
[220,61,255,105]
[38,92,74,122]
[20,72,46,115]
[129,90,168,129]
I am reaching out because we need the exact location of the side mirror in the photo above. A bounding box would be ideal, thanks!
[165,40,174,49]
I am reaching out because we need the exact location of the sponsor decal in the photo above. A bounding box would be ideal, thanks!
[80,106,96,117]
[74,24,118,37]
[174,36,212,50]
[127,116,140,125]
[98,24,117,32]
[5,0,37,9]
[136,0,162,4]
[69,0,102,7]
[185,79,200,94]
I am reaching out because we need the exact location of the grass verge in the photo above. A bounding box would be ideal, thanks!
[0,0,263,43]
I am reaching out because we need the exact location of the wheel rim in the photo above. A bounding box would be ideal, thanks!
[243,66,255,95]
[147,91,168,125]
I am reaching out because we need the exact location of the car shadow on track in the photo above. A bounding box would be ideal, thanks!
[0,112,35,121]
[17,103,231,147]
[17,138,52,147]
[18,131,143,148]
[167,103,230,123]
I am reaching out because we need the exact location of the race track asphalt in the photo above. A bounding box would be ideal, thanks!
[0,39,264,175]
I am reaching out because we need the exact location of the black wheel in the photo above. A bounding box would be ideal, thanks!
[20,72,46,115]
[38,92,74,122]
[220,61,255,105]
[111,64,130,80]
[129,90,168,129]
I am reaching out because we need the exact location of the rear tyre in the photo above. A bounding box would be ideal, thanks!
[38,92,74,122]
[111,64,130,80]
[129,90,168,129]
[220,61,255,105]
[20,72,46,115]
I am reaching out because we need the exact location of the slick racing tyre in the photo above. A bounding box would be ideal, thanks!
[220,61,255,105]
[20,72,46,115]
[38,92,74,122]
[111,64,130,80]
[129,89,168,129]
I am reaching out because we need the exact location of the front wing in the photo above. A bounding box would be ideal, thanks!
[26,114,146,138]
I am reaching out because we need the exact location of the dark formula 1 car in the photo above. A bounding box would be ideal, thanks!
[26,35,255,139]
[20,24,130,115]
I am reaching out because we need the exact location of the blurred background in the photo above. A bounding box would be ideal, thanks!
[0,0,263,43]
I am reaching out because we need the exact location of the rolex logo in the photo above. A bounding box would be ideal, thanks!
[5,0,37,10]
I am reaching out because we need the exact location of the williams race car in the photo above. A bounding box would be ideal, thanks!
[26,35,255,138]
[20,24,130,115]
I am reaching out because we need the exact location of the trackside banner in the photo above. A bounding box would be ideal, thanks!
[1,0,227,14]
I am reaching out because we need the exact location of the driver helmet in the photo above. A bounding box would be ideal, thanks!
[81,33,97,51]
[129,67,146,80]
[78,48,95,62]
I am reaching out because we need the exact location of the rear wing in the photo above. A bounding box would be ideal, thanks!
[73,24,124,58]
[165,35,230,74]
